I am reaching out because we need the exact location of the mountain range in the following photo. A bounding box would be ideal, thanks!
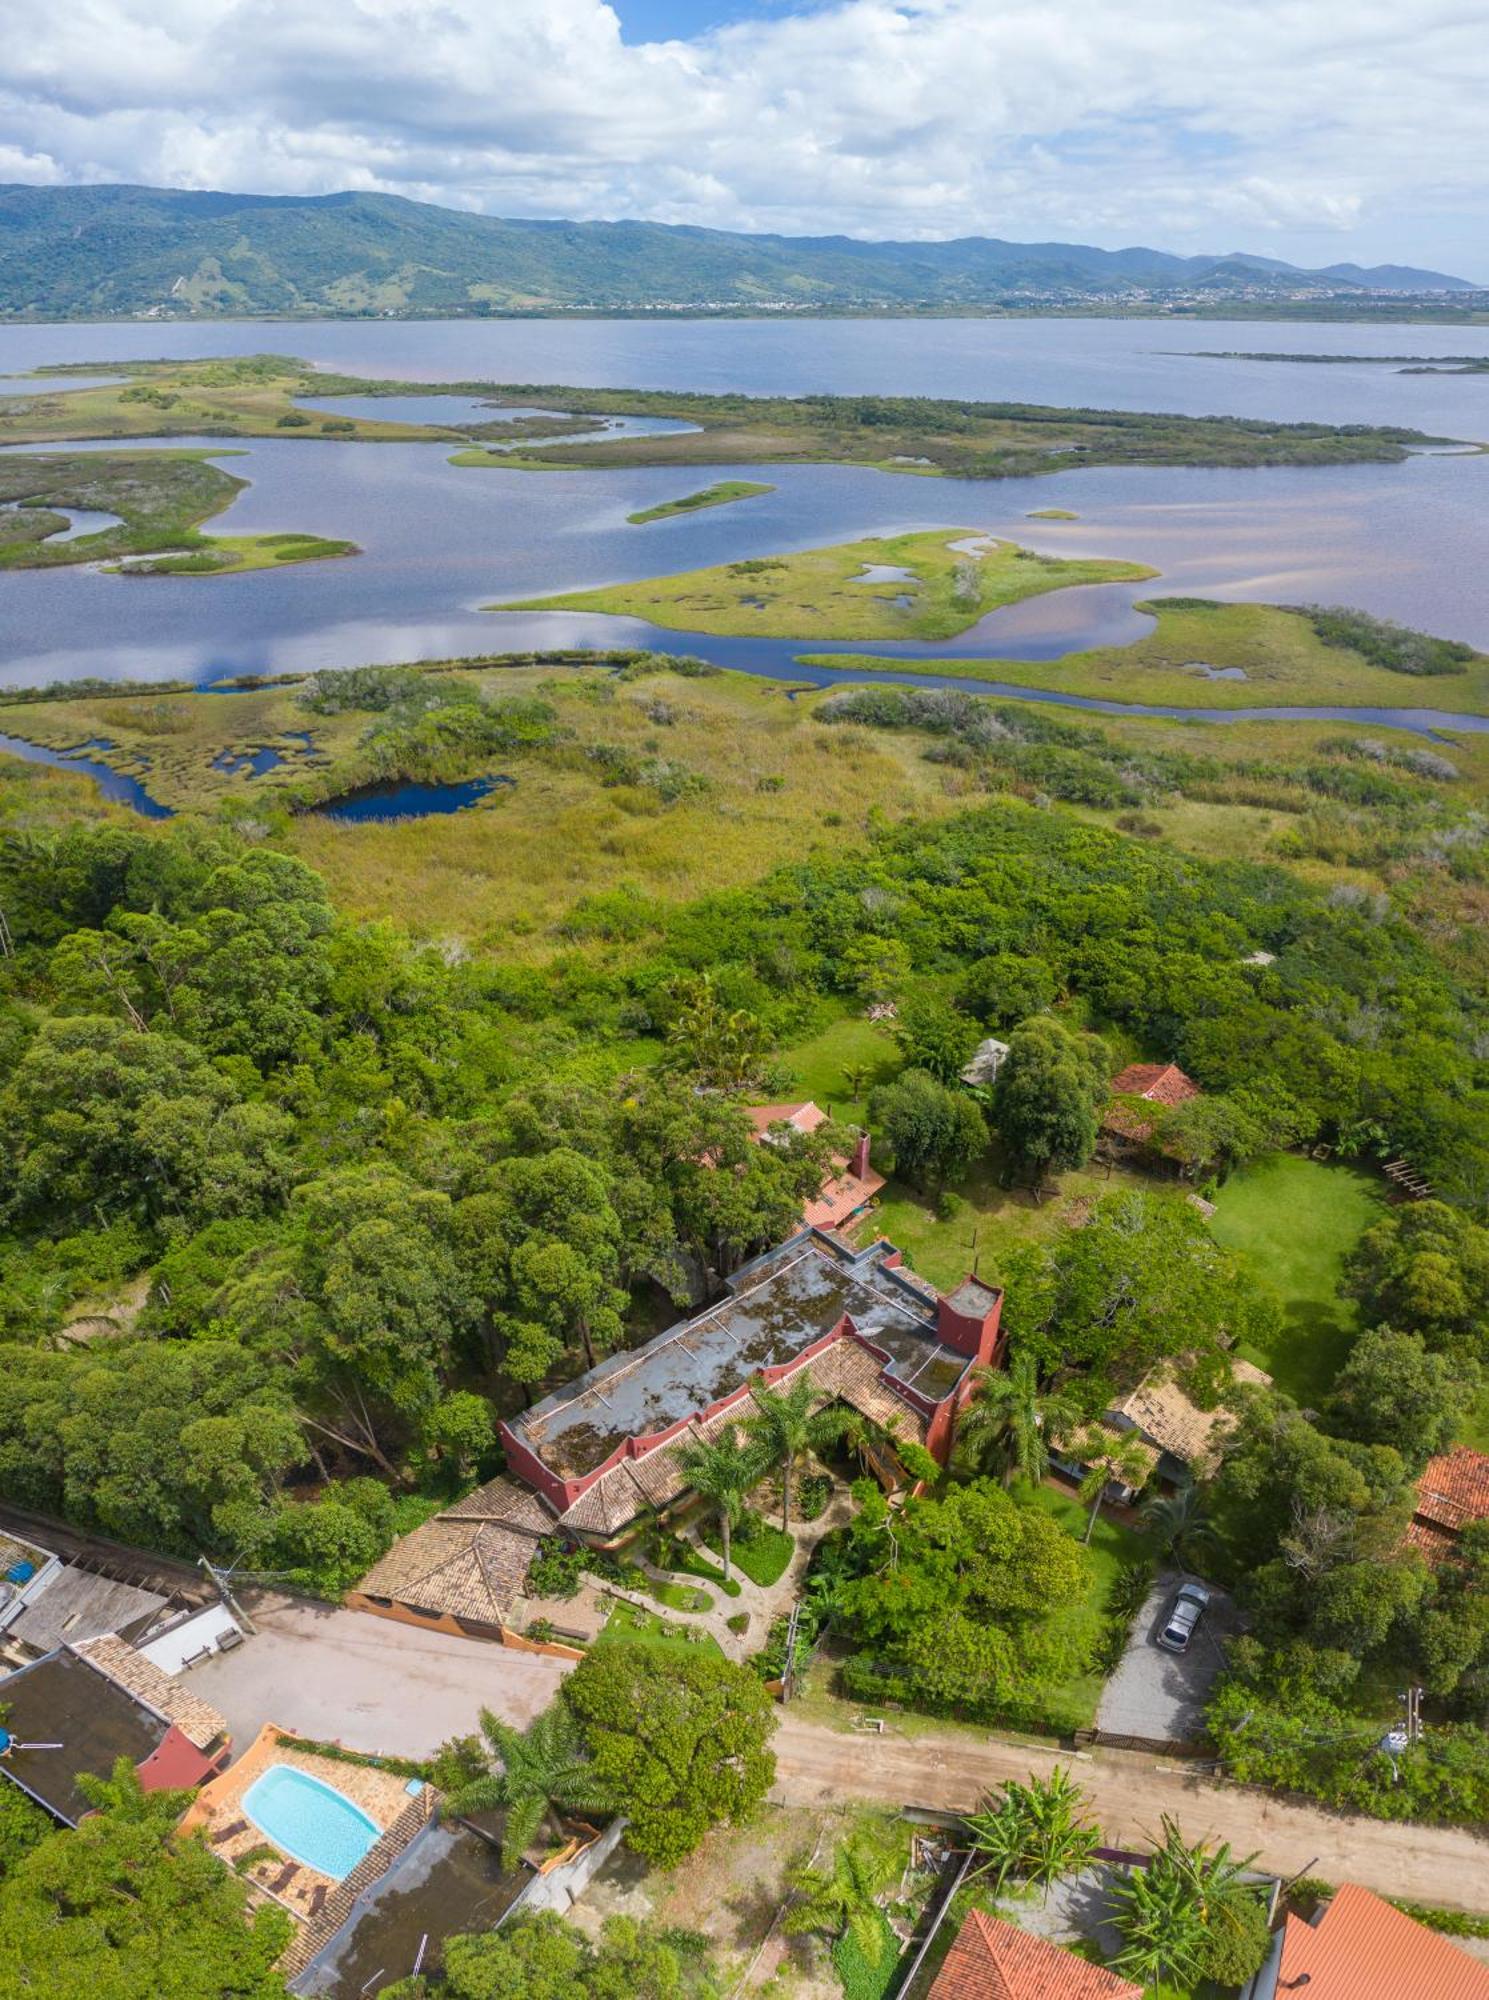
[0,183,1477,319]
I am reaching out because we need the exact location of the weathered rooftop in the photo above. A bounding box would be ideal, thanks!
[0,1647,166,1825]
[9,1565,167,1655]
[511,1233,948,1480]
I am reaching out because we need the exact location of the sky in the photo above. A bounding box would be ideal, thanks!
[1,0,1484,276]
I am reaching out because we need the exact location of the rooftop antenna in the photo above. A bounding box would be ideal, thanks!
[0,1729,63,1754]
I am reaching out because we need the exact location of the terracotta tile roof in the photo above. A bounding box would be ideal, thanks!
[1109,1357,1270,1475]
[441,1474,556,1532]
[72,1635,227,1751]
[355,1516,539,1628]
[927,1910,1141,2000]
[1102,1064,1200,1146]
[1109,1062,1201,1106]
[1277,1883,1489,1998]
[805,1159,886,1232]
[745,1102,829,1138]
[1415,1448,1489,1539]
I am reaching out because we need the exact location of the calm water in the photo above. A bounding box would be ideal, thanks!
[0,317,1487,705]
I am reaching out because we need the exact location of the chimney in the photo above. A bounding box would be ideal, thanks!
[851,1130,871,1180]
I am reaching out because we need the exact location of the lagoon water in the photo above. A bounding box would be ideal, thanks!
[0,317,1487,699]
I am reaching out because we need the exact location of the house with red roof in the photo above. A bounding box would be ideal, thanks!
[1250,1882,1489,1999]
[745,1101,886,1233]
[1407,1446,1489,1561]
[925,1909,1141,2000]
[1099,1062,1201,1166]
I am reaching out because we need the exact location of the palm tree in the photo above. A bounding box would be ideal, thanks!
[677,1423,766,1585]
[1069,1427,1154,1544]
[446,1702,617,1870]
[783,1825,903,1965]
[1139,1483,1215,1573]
[747,1375,819,1530]
[953,1351,1080,1487]
[1111,1815,1262,1989]
[964,1768,1100,1896]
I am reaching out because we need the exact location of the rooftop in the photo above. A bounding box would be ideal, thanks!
[73,1632,227,1752]
[927,1909,1141,2000]
[1102,1063,1201,1145]
[294,1817,531,1997]
[0,1646,167,1825]
[8,1564,167,1655]
[510,1232,950,1481]
[1276,1883,1489,1999]
[355,1476,551,1629]
[1109,1356,1271,1474]
[1414,1447,1489,1540]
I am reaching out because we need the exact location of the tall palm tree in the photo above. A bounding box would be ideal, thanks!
[783,1825,903,1965]
[1069,1427,1154,1544]
[954,1351,1080,1487]
[446,1702,617,1870]
[1139,1483,1215,1573]
[747,1374,819,1530]
[677,1423,766,1585]
[964,1768,1101,1896]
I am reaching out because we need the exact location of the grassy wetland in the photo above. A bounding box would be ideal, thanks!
[508,527,1155,641]
[4,645,1486,961]
[811,595,1489,711]
[0,450,355,572]
[625,480,774,524]
[0,353,1445,476]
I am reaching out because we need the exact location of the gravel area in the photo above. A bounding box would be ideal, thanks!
[1094,1570,1237,1748]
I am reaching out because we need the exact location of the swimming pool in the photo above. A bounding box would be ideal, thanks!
[241,1765,381,1879]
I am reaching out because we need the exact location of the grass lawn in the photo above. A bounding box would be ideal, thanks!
[505,529,1154,644]
[860,1151,1176,1294]
[1012,1480,1153,1732]
[702,1515,795,1588]
[1209,1154,1385,1405]
[593,1599,723,1659]
[775,1007,903,1124]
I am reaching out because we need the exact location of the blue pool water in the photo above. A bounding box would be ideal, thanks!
[241,1765,381,1879]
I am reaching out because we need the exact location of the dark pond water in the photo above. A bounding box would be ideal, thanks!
[0,730,174,816]
[211,743,286,776]
[316,773,512,821]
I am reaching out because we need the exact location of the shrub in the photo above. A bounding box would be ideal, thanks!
[1303,603,1475,676]
[727,1612,751,1635]
[832,1910,901,2000]
[797,1474,833,1523]
[526,1539,588,1601]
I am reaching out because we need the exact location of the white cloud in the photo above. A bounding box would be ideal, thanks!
[0,0,1484,269]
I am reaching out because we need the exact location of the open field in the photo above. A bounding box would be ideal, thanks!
[508,527,1155,642]
[809,595,1489,713]
[626,479,774,524]
[1210,1154,1385,1403]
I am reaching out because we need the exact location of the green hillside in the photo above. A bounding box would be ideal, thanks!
[0,183,1474,319]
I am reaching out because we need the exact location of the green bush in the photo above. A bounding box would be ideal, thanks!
[831,1911,901,2000]
[525,1539,588,1602]
[797,1474,834,1523]
[727,1612,750,1635]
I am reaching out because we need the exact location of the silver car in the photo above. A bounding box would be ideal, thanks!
[1155,1581,1212,1653]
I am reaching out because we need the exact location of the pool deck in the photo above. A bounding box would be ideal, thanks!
[180,1722,417,1924]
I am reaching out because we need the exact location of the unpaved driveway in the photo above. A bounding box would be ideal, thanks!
[771,1713,1489,1912]
[188,1593,571,1758]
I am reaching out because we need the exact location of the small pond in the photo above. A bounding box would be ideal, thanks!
[0,730,173,816]
[315,773,512,822]
[2,501,124,543]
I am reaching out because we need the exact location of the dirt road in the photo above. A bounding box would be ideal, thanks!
[771,1713,1489,1911]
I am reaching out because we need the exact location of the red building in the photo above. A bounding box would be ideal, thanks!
[501,1227,1003,1544]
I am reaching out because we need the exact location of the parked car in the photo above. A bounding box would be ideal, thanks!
[1155,1581,1212,1653]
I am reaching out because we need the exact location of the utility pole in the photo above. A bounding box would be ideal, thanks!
[198,1555,257,1636]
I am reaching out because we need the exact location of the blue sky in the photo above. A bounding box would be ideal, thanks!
[0,0,1482,276]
